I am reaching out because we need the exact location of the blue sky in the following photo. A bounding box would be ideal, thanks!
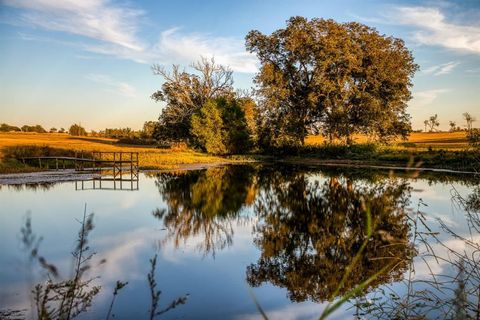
[0,0,479,131]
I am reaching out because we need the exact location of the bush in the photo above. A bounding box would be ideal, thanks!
[0,123,21,132]
[69,124,87,136]
[21,125,46,133]
[191,100,227,154]
[190,98,252,155]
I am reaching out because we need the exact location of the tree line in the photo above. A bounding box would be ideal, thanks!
[150,17,419,154]
[423,112,476,133]
[0,123,68,133]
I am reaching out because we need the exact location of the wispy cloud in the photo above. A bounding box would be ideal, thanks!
[466,67,480,73]
[423,61,460,76]
[2,0,258,72]
[409,89,450,108]
[3,0,144,51]
[391,6,480,55]
[85,73,136,98]
[154,28,257,73]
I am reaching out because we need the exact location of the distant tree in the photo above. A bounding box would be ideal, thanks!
[463,112,476,132]
[101,127,132,138]
[21,125,46,133]
[69,124,87,136]
[449,121,457,132]
[49,127,57,133]
[59,128,66,133]
[246,16,418,147]
[426,114,439,132]
[151,57,234,142]
[424,120,429,132]
[0,123,21,132]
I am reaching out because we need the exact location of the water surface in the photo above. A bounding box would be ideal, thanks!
[0,164,478,319]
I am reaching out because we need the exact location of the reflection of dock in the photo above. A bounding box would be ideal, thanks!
[75,175,139,191]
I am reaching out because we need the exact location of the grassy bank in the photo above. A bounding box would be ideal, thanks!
[0,133,236,174]
[289,142,479,171]
[0,132,478,174]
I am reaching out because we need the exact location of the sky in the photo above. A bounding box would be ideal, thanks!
[0,0,479,131]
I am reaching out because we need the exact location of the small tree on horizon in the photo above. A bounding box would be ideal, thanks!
[463,112,476,132]
[426,114,440,132]
[449,121,456,132]
[69,123,87,136]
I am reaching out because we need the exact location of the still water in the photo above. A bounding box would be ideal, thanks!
[0,164,479,319]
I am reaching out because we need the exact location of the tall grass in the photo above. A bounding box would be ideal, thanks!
[12,205,188,319]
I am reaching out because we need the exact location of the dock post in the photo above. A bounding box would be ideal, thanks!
[56,158,59,170]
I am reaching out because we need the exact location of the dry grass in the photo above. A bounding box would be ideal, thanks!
[305,131,469,150]
[0,132,232,173]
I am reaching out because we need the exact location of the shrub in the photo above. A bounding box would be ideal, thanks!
[190,98,252,155]
[191,100,228,154]
[69,124,87,136]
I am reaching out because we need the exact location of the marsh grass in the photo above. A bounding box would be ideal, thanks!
[10,205,188,319]
[148,254,188,319]
[352,174,480,318]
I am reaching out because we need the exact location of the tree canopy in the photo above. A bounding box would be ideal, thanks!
[246,16,418,147]
[151,57,235,142]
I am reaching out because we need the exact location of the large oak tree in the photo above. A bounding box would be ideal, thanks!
[246,17,418,147]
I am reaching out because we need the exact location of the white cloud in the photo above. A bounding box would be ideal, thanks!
[2,0,258,72]
[2,0,144,51]
[409,89,450,108]
[85,73,137,98]
[466,67,480,73]
[423,61,460,76]
[391,6,480,55]
[154,28,257,73]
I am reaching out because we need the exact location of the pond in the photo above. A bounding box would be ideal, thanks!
[1,164,479,319]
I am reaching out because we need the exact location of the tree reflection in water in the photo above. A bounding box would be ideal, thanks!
[153,165,414,302]
[152,165,257,257]
[247,166,413,302]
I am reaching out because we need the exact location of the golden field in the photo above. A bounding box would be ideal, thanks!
[0,131,473,174]
[0,132,231,173]
[305,131,469,150]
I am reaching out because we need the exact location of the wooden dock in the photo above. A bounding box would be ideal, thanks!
[19,151,139,179]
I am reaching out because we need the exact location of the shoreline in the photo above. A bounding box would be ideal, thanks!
[0,159,477,185]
